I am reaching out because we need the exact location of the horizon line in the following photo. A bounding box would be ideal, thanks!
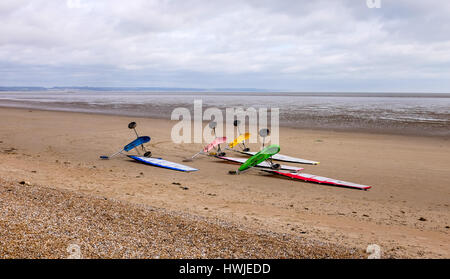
[1,86,450,94]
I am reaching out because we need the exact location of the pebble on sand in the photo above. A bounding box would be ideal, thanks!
[0,178,365,259]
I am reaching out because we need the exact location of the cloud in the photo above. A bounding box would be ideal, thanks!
[0,0,449,91]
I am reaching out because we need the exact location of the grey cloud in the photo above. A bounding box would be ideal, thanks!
[0,0,449,91]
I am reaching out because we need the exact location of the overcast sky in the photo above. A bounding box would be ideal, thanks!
[1,0,449,92]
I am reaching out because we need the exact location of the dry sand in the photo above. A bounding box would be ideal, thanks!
[0,107,449,258]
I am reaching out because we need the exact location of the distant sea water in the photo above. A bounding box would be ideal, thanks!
[0,91,449,137]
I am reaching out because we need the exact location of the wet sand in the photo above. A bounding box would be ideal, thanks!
[1,91,449,137]
[0,107,449,258]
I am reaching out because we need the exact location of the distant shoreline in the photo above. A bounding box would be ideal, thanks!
[1,87,450,96]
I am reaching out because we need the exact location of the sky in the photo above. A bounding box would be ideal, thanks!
[1,0,450,92]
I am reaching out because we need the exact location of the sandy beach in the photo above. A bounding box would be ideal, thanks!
[0,107,449,258]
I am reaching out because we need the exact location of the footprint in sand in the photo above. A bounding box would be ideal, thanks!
[2,147,18,154]
[149,140,172,148]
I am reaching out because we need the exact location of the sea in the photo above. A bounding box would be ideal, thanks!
[0,90,449,137]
